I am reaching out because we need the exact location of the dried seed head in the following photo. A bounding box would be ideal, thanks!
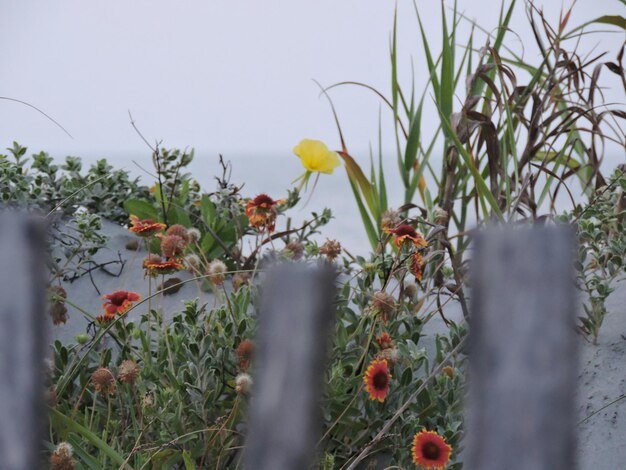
[380,208,402,231]
[379,347,400,364]
[236,340,255,371]
[185,254,201,271]
[371,291,396,323]
[50,442,74,470]
[118,359,141,385]
[235,373,253,395]
[283,241,304,260]
[319,239,341,261]
[187,227,201,243]
[232,272,251,292]
[160,234,186,259]
[49,286,69,325]
[49,285,67,301]
[208,259,228,285]
[50,302,68,326]
[91,367,116,395]
[166,224,189,243]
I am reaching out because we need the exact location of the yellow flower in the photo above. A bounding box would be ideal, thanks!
[293,139,340,174]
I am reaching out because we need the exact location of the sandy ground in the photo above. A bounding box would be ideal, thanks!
[577,283,626,469]
[51,219,214,346]
[52,220,626,469]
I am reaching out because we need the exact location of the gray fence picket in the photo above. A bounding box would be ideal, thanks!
[0,212,47,470]
[465,225,578,470]
[243,262,336,470]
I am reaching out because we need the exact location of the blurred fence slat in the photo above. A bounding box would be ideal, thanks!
[243,262,336,470]
[0,212,47,470]
[466,225,578,470]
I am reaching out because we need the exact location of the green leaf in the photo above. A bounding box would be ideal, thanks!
[439,2,454,134]
[587,15,626,30]
[124,199,158,221]
[199,195,216,226]
[49,408,130,468]
[182,450,197,470]
[169,204,192,227]
[404,98,423,173]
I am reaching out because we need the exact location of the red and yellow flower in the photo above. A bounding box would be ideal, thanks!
[363,358,391,402]
[143,255,183,276]
[411,430,452,469]
[95,313,115,325]
[245,194,285,232]
[384,224,428,249]
[412,252,424,282]
[128,215,166,237]
[376,332,394,350]
[102,290,141,316]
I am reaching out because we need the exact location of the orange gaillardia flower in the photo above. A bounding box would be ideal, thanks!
[411,430,452,469]
[95,313,115,325]
[412,252,424,282]
[363,358,391,402]
[143,254,183,276]
[245,194,285,232]
[128,215,166,237]
[102,290,141,316]
[385,224,428,249]
[376,332,394,350]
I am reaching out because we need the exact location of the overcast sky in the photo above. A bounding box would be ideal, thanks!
[1,1,623,166]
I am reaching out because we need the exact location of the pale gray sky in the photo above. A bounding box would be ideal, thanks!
[0,1,623,163]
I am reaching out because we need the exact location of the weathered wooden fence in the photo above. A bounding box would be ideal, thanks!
[0,213,48,470]
[0,211,579,470]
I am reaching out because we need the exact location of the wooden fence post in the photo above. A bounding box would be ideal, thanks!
[243,262,336,470]
[466,225,578,470]
[0,211,47,469]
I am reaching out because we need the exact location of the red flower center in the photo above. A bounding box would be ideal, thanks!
[372,370,389,390]
[393,224,417,237]
[422,441,441,460]
[252,194,276,207]
[108,291,128,306]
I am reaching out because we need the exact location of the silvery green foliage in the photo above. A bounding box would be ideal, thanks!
[0,142,149,283]
[560,168,626,343]
[0,142,149,222]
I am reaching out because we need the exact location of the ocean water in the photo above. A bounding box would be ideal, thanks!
[103,151,624,256]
